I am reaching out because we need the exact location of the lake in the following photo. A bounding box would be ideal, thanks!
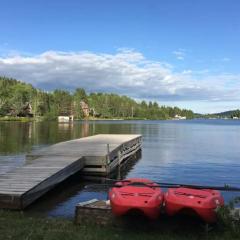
[0,119,240,218]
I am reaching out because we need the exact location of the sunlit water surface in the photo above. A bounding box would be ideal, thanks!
[0,119,239,218]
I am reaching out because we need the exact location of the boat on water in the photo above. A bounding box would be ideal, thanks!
[164,187,224,223]
[109,178,164,219]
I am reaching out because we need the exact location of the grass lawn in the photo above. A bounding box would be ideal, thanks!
[0,210,239,240]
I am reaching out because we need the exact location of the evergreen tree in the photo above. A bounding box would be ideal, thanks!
[0,76,195,120]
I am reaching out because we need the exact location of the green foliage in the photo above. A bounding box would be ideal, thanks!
[88,93,137,118]
[0,76,195,120]
[51,90,73,116]
[0,116,33,122]
[231,110,240,118]
[202,109,240,119]
[0,77,34,116]
[73,88,87,119]
[216,197,240,237]
[0,209,240,240]
[74,88,88,103]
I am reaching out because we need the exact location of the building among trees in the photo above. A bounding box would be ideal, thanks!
[80,101,90,117]
[58,115,74,123]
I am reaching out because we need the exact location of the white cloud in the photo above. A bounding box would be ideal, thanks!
[173,49,186,60]
[182,70,192,74]
[0,50,240,104]
[211,57,231,63]
[222,57,231,62]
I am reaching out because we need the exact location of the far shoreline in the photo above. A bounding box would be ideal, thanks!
[0,116,239,122]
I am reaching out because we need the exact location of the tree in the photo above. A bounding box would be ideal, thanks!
[51,90,72,116]
[0,76,195,120]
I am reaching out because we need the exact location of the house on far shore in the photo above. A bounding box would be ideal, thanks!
[232,116,239,119]
[58,115,74,123]
[8,102,34,117]
[80,101,90,117]
[174,114,187,120]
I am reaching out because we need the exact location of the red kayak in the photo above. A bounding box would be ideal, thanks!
[109,178,164,219]
[164,187,224,223]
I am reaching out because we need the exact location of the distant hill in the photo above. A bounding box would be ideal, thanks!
[202,109,240,118]
[215,110,239,117]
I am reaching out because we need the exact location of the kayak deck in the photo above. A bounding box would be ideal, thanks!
[164,187,224,223]
[109,178,164,219]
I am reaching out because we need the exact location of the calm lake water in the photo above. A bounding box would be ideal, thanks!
[0,119,240,218]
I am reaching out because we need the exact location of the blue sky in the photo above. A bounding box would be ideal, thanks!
[0,0,240,113]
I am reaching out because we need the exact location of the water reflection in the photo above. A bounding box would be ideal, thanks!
[26,151,142,218]
[0,119,240,217]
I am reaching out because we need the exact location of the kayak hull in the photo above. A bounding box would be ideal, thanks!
[109,178,164,219]
[164,187,224,223]
[111,203,161,219]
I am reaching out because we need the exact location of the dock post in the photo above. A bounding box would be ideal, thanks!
[106,143,110,165]
[107,144,110,154]
[118,150,121,166]
[117,150,121,179]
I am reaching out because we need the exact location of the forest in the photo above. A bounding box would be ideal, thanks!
[0,76,195,120]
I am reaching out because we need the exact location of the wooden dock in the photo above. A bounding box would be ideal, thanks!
[0,134,142,209]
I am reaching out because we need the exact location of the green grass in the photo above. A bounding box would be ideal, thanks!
[0,210,239,240]
[0,116,34,122]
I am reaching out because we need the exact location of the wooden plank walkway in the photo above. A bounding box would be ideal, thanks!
[0,134,142,209]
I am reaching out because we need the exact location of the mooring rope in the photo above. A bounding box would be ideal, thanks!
[85,178,240,192]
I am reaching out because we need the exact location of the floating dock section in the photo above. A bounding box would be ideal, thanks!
[0,134,142,209]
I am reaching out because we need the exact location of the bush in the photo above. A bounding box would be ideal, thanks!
[216,197,240,236]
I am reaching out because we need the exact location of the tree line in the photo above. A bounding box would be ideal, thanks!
[202,110,240,119]
[0,76,195,120]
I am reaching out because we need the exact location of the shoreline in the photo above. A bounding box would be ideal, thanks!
[0,116,170,122]
[0,116,238,122]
